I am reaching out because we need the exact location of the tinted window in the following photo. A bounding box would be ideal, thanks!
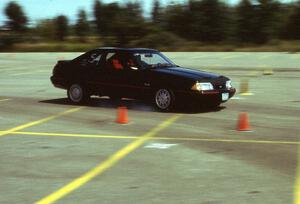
[105,52,125,71]
[80,51,102,67]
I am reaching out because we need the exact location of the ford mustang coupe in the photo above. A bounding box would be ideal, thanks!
[51,48,235,111]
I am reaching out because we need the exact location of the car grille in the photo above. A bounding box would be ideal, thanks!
[213,82,226,90]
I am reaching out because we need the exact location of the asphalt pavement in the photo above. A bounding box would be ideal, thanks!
[0,52,299,204]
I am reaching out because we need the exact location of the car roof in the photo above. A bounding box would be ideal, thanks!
[95,47,158,53]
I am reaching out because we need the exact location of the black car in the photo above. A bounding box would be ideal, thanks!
[51,48,236,111]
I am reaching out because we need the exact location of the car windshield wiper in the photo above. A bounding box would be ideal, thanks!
[153,63,174,68]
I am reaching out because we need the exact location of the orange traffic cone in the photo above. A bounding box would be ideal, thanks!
[237,112,251,131]
[116,106,129,124]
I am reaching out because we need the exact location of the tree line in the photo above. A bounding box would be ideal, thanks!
[1,0,300,49]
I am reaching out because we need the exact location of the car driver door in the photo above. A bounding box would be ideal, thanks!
[120,54,153,99]
[100,52,129,98]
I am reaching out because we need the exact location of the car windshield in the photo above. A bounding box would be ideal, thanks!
[131,52,176,69]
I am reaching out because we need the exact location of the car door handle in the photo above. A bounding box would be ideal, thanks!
[144,83,150,87]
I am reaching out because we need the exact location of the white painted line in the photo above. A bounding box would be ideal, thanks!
[222,55,239,59]
[231,96,245,100]
[10,70,50,76]
[0,99,11,102]
[290,55,300,59]
[144,143,178,149]
[0,65,50,72]
[258,55,271,59]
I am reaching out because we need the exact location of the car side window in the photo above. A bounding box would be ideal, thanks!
[105,52,125,71]
[80,52,102,67]
[140,53,164,65]
[123,55,140,71]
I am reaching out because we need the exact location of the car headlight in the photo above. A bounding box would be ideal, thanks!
[226,80,232,89]
[191,82,214,91]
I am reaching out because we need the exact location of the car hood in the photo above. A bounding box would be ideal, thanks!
[151,66,222,81]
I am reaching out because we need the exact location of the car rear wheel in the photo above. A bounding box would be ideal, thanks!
[67,84,89,104]
[154,89,175,111]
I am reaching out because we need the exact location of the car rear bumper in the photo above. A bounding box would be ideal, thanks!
[176,88,236,105]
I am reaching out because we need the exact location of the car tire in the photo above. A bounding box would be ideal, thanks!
[154,89,175,111]
[67,83,89,104]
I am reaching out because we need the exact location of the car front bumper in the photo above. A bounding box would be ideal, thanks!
[176,88,236,105]
[50,76,68,89]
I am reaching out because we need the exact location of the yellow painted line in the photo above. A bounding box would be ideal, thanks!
[35,114,180,204]
[240,92,254,96]
[295,145,300,204]
[157,137,300,145]
[0,98,11,102]
[247,71,260,77]
[2,130,300,145]
[0,107,83,137]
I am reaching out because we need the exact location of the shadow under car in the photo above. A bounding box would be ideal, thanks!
[39,97,226,114]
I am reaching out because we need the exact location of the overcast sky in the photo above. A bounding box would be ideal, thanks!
[0,0,296,25]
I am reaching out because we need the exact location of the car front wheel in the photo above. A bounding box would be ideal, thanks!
[67,83,89,104]
[154,89,175,111]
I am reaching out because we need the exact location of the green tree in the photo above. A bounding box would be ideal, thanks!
[236,0,257,43]
[93,0,103,35]
[164,4,190,39]
[151,0,162,25]
[4,1,27,32]
[93,1,122,36]
[54,15,69,41]
[164,0,230,42]
[35,19,55,40]
[284,2,300,40]
[254,0,281,43]
[110,2,147,46]
[186,0,202,40]
[125,1,143,19]
[180,0,229,42]
[198,0,229,42]
[75,9,90,42]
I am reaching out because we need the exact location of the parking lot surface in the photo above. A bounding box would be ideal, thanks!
[0,52,299,204]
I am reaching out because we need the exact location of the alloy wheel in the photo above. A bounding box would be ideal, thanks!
[69,84,83,103]
[155,89,172,110]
